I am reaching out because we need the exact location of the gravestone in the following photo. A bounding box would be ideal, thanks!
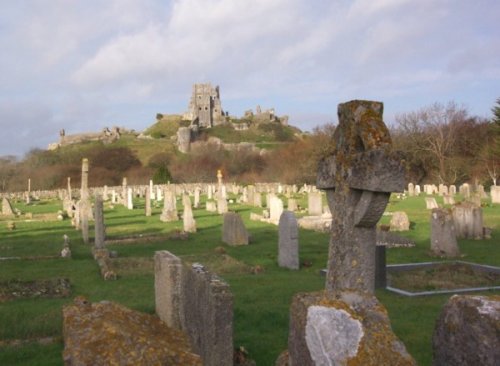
[79,159,91,244]
[126,188,134,209]
[459,183,470,198]
[206,201,217,212]
[443,194,455,205]
[222,212,249,246]
[253,192,262,207]
[145,188,152,216]
[452,202,484,239]
[269,195,284,223]
[1,197,14,215]
[194,187,200,208]
[154,251,233,366]
[449,184,456,195]
[160,189,178,222]
[317,100,406,295]
[307,192,322,216]
[433,295,500,366]
[491,185,500,204]
[287,198,297,212]
[217,196,228,214]
[389,211,410,231]
[94,195,105,249]
[425,197,439,209]
[430,208,460,257]
[182,196,196,233]
[285,100,413,366]
[407,182,415,197]
[278,211,299,270]
[415,184,421,195]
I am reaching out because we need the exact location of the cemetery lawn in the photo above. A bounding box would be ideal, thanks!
[0,194,499,365]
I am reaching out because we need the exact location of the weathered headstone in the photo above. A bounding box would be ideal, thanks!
[430,208,460,257]
[269,195,284,223]
[94,195,105,249]
[278,211,299,270]
[459,183,470,198]
[1,197,14,215]
[160,189,178,222]
[317,100,406,295]
[253,192,262,207]
[287,198,297,212]
[407,182,415,197]
[389,211,410,231]
[206,201,217,212]
[284,100,413,366]
[126,188,134,209]
[449,184,456,195]
[182,196,196,233]
[452,202,484,239]
[433,295,500,366]
[154,251,233,366]
[193,187,200,208]
[217,196,228,214]
[307,192,322,216]
[145,188,152,217]
[222,212,249,246]
[61,234,71,258]
[491,185,500,204]
[415,184,421,195]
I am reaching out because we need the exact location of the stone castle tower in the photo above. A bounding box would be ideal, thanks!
[184,83,224,128]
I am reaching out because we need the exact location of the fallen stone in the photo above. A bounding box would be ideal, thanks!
[62,296,202,365]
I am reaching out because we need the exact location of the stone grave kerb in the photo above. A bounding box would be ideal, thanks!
[317,100,405,296]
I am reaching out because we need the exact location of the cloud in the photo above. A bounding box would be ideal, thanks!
[0,0,499,156]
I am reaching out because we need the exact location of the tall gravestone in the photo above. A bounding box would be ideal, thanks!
[145,188,152,217]
[94,195,105,249]
[278,211,299,270]
[183,196,196,233]
[80,159,91,244]
[160,188,178,222]
[284,100,414,366]
[317,101,406,295]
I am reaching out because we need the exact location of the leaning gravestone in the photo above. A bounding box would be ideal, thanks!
[283,100,415,365]
[1,197,14,215]
[278,211,299,270]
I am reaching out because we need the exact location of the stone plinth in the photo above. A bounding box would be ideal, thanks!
[433,295,500,366]
[63,296,202,366]
[286,292,415,366]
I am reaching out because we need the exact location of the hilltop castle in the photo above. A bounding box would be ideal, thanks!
[182,83,226,128]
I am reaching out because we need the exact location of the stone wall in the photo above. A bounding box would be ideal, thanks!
[154,251,233,366]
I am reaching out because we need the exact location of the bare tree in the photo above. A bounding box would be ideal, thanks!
[395,102,469,184]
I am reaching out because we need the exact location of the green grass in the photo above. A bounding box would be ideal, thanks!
[0,194,498,365]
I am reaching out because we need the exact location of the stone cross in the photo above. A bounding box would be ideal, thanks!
[317,100,405,296]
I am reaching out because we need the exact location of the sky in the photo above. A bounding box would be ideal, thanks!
[0,0,499,157]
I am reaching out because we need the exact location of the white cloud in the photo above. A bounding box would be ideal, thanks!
[0,0,499,155]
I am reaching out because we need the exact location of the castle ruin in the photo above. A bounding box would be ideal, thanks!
[183,83,225,128]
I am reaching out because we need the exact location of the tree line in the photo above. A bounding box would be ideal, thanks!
[1,100,498,192]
